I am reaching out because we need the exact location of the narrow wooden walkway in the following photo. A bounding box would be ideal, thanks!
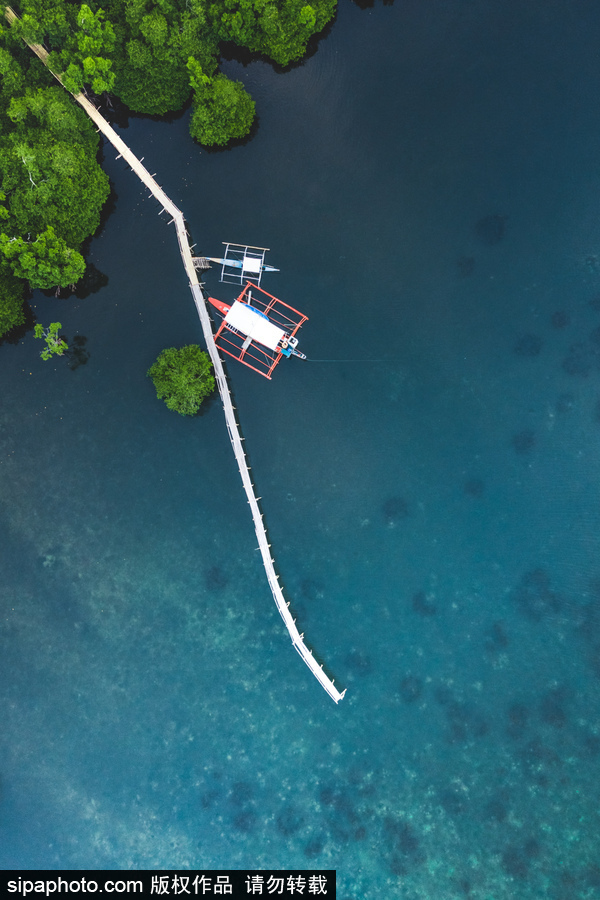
[7,7,345,703]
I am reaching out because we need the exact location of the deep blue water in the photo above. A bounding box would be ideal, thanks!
[2,0,600,895]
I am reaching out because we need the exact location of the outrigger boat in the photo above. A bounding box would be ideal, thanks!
[207,256,279,275]
[208,282,308,380]
[208,242,279,287]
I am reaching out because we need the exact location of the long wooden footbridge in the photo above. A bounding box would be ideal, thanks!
[6,7,345,703]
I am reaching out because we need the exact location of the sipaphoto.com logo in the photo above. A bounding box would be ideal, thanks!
[7,878,143,895]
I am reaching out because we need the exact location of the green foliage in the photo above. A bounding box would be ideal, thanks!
[10,13,45,47]
[0,86,110,248]
[187,56,211,92]
[23,2,117,95]
[188,60,255,146]
[6,0,336,117]
[34,321,68,360]
[114,44,191,115]
[211,0,335,66]
[0,226,85,289]
[0,47,25,99]
[147,345,215,416]
[107,0,218,115]
[13,0,71,45]
[6,84,98,147]
[0,257,26,337]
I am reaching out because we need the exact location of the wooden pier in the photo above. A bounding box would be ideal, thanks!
[7,7,345,703]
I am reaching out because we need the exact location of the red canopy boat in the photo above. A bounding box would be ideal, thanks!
[207,282,308,380]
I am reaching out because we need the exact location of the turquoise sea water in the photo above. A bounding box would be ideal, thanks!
[2,0,600,895]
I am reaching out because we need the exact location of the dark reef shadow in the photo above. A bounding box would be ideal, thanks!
[556,867,600,899]
[318,780,367,844]
[344,649,372,677]
[232,808,257,833]
[382,496,411,526]
[506,701,529,740]
[398,674,423,704]
[518,737,561,786]
[300,577,324,602]
[204,565,228,592]
[514,333,542,357]
[411,590,436,617]
[501,838,541,880]
[384,816,426,875]
[484,620,509,655]
[432,685,489,742]
[482,793,509,824]
[276,804,304,837]
[228,780,257,833]
[562,340,600,377]
[304,834,326,858]
[438,785,469,817]
[556,393,575,415]
[456,255,475,277]
[454,877,475,898]
[539,685,570,729]
[511,429,536,455]
[464,477,484,498]
[579,730,600,758]
[511,568,562,621]
[444,699,489,744]
[575,586,600,678]
[474,214,507,245]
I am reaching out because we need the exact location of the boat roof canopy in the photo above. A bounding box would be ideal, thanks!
[242,256,262,274]
[225,300,285,351]
[213,281,308,379]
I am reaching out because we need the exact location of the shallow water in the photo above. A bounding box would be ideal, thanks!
[2,0,600,895]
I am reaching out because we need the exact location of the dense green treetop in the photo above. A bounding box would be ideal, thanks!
[187,57,255,147]
[0,85,110,246]
[209,0,333,67]
[0,22,110,330]
[0,225,85,288]
[147,345,215,415]
[0,255,26,334]
[6,0,336,123]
